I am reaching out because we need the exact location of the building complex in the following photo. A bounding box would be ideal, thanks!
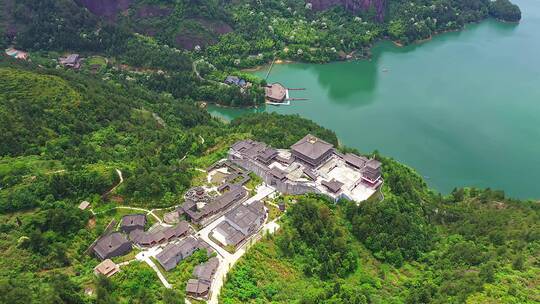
[212,200,266,248]
[228,134,382,202]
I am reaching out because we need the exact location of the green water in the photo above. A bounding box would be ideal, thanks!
[209,0,540,198]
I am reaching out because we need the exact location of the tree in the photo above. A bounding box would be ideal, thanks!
[0,278,32,304]
[43,273,84,304]
[489,0,521,22]
[96,275,118,304]
[162,289,184,304]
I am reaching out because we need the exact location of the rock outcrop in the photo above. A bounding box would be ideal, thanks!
[76,0,132,19]
[307,0,386,21]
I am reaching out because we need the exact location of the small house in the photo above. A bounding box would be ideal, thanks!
[5,48,28,60]
[93,232,132,260]
[186,279,210,298]
[78,201,90,210]
[59,54,82,69]
[94,259,120,277]
[225,75,250,88]
[120,214,147,233]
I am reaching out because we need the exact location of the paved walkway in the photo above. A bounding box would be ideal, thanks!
[207,217,281,304]
[200,185,277,304]
[136,247,171,289]
[92,206,163,224]
[104,169,124,196]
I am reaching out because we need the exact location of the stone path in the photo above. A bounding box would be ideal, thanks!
[199,184,277,304]
[136,247,171,289]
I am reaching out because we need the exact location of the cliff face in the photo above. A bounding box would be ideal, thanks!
[75,0,132,19]
[307,0,387,21]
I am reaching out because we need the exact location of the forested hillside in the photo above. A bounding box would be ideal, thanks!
[0,1,535,303]
[0,57,339,303]
[0,0,521,109]
[0,51,538,303]
[2,0,522,67]
[221,176,539,303]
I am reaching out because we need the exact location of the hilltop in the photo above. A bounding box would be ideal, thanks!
[0,58,538,303]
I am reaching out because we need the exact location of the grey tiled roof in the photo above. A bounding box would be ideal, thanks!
[93,232,131,260]
[344,153,369,169]
[224,201,264,231]
[366,159,382,170]
[322,179,344,193]
[155,236,199,271]
[120,214,146,230]
[60,54,80,64]
[186,279,210,295]
[211,185,247,211]
[193,257,219,282]
[129,221,190,246]
[303,168,318,180]
[215,221,245,247]
[269,167,287,180]
[291,134,334,161]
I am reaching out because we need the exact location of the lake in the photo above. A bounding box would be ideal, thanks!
[209,0,540,199]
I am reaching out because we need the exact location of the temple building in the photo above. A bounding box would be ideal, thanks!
[264,83,287,103]
[228,134,383,202]
[93,232,132,260]
[291,134,335,168]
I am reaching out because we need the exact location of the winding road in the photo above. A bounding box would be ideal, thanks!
[196,185,277,304]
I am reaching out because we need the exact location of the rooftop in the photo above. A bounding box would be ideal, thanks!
[264,83,287,101]
[120,214,146,228]
[224,200,265,231]
[60,54,80,65]
[156,236,199,270]
[186,279,210,296]
[321,179,344,193]
[193,257,219,282]
[129,221,190,246]
[213,221,245,247]
[93,232,131,260]
[291,134,334,161]
[343,153,368,169]
[78,200,90,210]
[366,159,382,170]
[94,259,119,277]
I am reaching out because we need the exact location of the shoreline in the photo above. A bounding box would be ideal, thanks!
[204,102,264,110]
[242,17,512,73]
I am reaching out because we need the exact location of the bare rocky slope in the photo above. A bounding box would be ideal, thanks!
[307,0,386,21]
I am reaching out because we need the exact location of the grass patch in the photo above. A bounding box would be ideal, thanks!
[264,202,281,222]
[111,261,166,302]
[86,56,107,66]
[111,249,139,264]
[161,250,210,296]
[244,172,262,190]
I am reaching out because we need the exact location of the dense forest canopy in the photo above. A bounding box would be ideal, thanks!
[0,0,521,108]
[0,0,536,303]
[0,51,538,303]
[221,174,539,304]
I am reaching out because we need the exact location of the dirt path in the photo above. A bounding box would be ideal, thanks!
[136,249,171,289]
[199,185,276,304]
[104,169,124,196]
[192,59,227,87]
[92,206,163,224]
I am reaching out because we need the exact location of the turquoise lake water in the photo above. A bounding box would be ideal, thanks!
[209,0,540,198]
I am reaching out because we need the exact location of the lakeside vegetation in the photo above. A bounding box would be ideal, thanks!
[0,0,522,109]
[0,1,535,303]
[1,58,537,303]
